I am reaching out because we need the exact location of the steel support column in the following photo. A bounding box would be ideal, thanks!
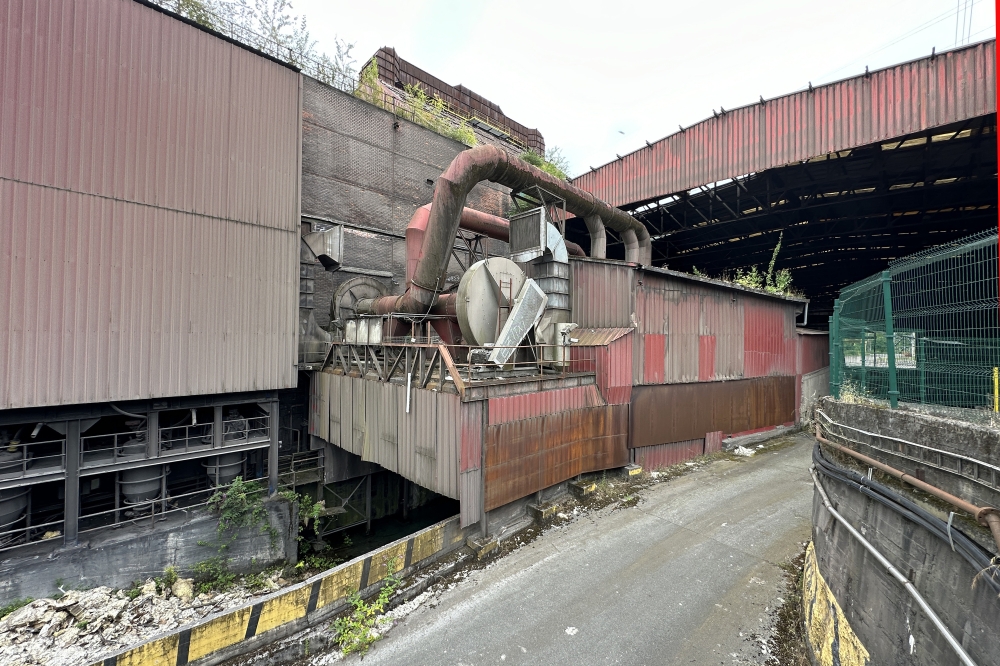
[268,401,279,494]
[64,420,80,545]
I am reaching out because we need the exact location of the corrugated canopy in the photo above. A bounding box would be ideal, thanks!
[570,328,634,346]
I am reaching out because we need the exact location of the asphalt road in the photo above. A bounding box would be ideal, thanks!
[337,434,814,666]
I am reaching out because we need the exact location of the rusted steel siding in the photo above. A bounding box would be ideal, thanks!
[487,385,605,426]
[573,41,996,207]
[743,298,797,377]
[460,401,484,473]
[0,0,301,409]
[570,259,636,328]
[630,376,795,448]
[636,274,747,384]
[569,328,633,405]
[796,331,830,376]
[483,404,628,511]
[705,431,724,454]
[633,439,705,469]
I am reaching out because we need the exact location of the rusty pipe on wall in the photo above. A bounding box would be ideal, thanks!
[583,214,607,259]
[362,145,648,317]
[815,426,1000,552]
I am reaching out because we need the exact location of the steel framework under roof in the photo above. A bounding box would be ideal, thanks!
[567,41,997,322]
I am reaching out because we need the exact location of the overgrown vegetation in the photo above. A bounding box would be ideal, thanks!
[206,476,275,549]
[193,557,239,595]
[154,566,179,595]
[765,549,811,666]
[519,147,571,180]
[692,232,797,296]
[0,598,33,621]
[154,0,356,90]
[332,557,401,655]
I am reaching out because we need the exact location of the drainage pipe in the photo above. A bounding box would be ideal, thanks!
[809,466,978,666]
[815,426,1000,552]
[362,145,649,317]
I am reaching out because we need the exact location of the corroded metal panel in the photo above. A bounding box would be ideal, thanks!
[376,382,400,472]
[630,377,796,448]
[570,259,635,328]
[460,400,484,473]
[633,439,705,469]
[743,298,797,377]
[339,375,355,456]
[483,404,628,511]
[797,331,830,376]
[0,0,301,408]
[326,373,342,449]
[351,377,367,457]
[487,385,605,425]
[573,41,996,208]
[571,333,634,405]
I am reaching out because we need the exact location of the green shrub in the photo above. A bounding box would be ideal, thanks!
[332,557,401,655]
[0,598,32,621]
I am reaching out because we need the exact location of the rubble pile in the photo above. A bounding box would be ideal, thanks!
[0,572,284,666]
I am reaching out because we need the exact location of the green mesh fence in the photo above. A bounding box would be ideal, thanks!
[830,229,1000,409]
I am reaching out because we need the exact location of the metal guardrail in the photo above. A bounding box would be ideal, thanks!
[0,439,66,481]
[816,409,1000,493]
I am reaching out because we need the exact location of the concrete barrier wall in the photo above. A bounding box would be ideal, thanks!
[90,515,471,666]
[810,474,1000,665]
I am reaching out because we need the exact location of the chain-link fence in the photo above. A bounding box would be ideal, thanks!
[830,229,999,409]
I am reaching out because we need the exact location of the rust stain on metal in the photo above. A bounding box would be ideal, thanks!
[630,377,795,449]
[487,385,605,426]
[483,404,628,511]
[632,439,705,469]
[573,41,996,208]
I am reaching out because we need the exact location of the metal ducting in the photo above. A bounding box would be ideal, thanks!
[359,145,649,318]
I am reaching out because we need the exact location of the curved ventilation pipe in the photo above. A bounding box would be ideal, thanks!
[405,204,584,282]
[583,214,607,259]
[362,145,649,317]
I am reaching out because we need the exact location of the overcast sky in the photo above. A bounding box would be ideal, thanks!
[294,0,994,178]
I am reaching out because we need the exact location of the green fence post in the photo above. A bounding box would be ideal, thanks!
[881,270,899,408]
[918,336,926,404]
[830,299,842,399]
[860,327,868,392]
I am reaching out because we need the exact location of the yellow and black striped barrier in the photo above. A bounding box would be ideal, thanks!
[92,515,469,666]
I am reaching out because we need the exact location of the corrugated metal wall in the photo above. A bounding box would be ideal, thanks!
[630,376,796,448]
[797,332,830,376]
[570,331,635,406]
[310,372,461,501]
[632,439,705,469]
[487,385,605,425]
[0,0,301,408]
[570,260,636,328]
[483,404,629,511]
[573,41,996,208]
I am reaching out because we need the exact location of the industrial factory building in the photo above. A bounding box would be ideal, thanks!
[0,0,831,593]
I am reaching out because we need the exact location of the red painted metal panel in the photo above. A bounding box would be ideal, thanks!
[643,334,666,384]
[704,431,724,454]
[743,298,797,378]
[488,385,605,426]
[572,41,996,208]
[0,0,301,409]
[633,439,705,469]
[796,331,830,376]
[698,336,716,381]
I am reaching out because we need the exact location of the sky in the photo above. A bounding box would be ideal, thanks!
[293,0,995,178]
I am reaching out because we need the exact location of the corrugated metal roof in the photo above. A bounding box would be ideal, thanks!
[573,40,996,208]
[0,0,301,408]
[570,328,634,346]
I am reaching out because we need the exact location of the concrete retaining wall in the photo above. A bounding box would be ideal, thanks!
[0,498,295,605]
[819,398,1000,513]
[88,515,473,666]
[809,473,1000,665]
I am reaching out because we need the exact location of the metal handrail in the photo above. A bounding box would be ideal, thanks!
[80,430,149,468]
[0,439,66,479]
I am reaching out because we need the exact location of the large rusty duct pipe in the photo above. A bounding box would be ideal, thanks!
[815,426,1000,553]
[361,145,650,317]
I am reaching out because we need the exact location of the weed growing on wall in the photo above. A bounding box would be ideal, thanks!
[332,556,401,655]
[206,476,276,549]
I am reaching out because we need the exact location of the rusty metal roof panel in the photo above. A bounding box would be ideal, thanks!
[0,0,301,409]
[570,259,636,329]
[572,40,996,207]
[487,385,606,426]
